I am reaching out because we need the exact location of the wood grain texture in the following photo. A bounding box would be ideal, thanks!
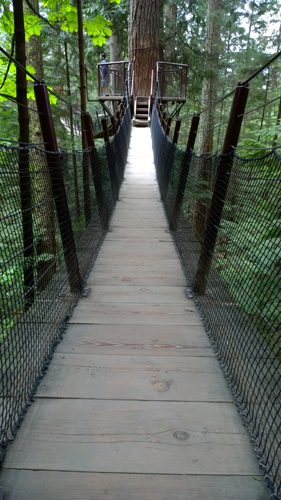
[80,285,192,304]
[0,471,268,500]
[4,399,260,475]
[36,353,231,401]
[56,324,213,356]
[69,302,201,326]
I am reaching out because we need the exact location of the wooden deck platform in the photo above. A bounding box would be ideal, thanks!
[0,128,268,499]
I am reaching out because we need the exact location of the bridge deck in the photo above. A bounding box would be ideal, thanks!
[0,128,267,499]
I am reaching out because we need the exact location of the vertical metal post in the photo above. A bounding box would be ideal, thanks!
[82,113,108,230]
[172,119,181,145]
[170,114,200,230]
[193,83,249,294]
[111,116,117,135]
[101,118,110,144]
[165,117,172,137]
[101,118,119,201]
[34,81,81,294]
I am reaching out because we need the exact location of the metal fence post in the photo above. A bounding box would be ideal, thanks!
[34,81,81,294]
[170,114,200,230]
[101,118,119,201]
[165,117,172,137]
[193,83,249,294]
[82,113,108,230]
[172,119,181,145]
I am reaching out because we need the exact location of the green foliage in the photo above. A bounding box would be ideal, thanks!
[84,16,112,46]
[214,158,281,338]
[24,13,41,40]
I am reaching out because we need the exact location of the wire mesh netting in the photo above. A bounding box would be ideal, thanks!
[151,105,281,498]
[156,62,188,101]
[0,103,131,454]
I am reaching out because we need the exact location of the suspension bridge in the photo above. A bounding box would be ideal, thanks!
[0,57,280,499]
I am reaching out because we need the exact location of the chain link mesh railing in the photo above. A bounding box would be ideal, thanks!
[151,105,281,499]
[0,103,131,456]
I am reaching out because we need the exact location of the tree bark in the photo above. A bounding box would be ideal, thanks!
[25,0,56,291]
[65,40,80,217]
[129,0,163,96]
[164,0,177,61]
[76,0,91,224]
[194,0,223,240]
[110,33,121,62]
[13,0,34,307]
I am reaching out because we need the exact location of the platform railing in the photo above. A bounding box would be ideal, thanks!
[98,60,130,98]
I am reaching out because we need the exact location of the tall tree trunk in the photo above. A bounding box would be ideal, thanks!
[271,22,281,148]
[164,0,177,61]
[76,0,91,224]
[13,0,34,308]
[195,0,223,239]
[129,0,163,96]
[272,97,281,148]
[199,0,222,155]
[65,40,81,217]
[110,33,121,95]
[25,0,56,291]
[110,33,121,62]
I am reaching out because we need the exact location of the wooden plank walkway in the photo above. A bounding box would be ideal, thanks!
[0,128,268,499]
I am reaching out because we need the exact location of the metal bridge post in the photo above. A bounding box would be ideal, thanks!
[111,116,117,135]
[34,81,81,294]
[101,118,119,201]
[193,82,249,294]
[82,113,109,230]
[172,119,181,145]
[170,114,200,230]
[165,117,172,137]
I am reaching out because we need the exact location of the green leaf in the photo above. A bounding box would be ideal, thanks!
[85,16,112,46]
[24,14,42,41]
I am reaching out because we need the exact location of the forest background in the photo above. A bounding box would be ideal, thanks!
[0,0,280,154]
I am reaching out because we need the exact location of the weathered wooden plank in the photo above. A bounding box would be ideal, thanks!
[84,285,189,304]
[105,227,172,241]
[92,259,182,269]
[3,399,261,475]
[36,353,232,401]
[69,302,201,325]
[88,258,186,284]
[56,324,213,357]
[0,470,268,500]
[87,270,186,286]
[110,206,165,214]
[98,241,179,259]
[117,192,161,200]
[109,216,167,227]
[115,198,162,207]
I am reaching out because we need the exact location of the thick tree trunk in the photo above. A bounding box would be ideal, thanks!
[164,0,177,61]
[76,0,91,224]
[195,0,222,240]
[129,0,163,96]
[13,0,34,308]
[110,34,122,95]
[25,0,56,291]
[110,33,121,62]
[65,40,80,217]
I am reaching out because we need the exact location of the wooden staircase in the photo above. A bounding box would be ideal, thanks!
[133,96,150,127]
